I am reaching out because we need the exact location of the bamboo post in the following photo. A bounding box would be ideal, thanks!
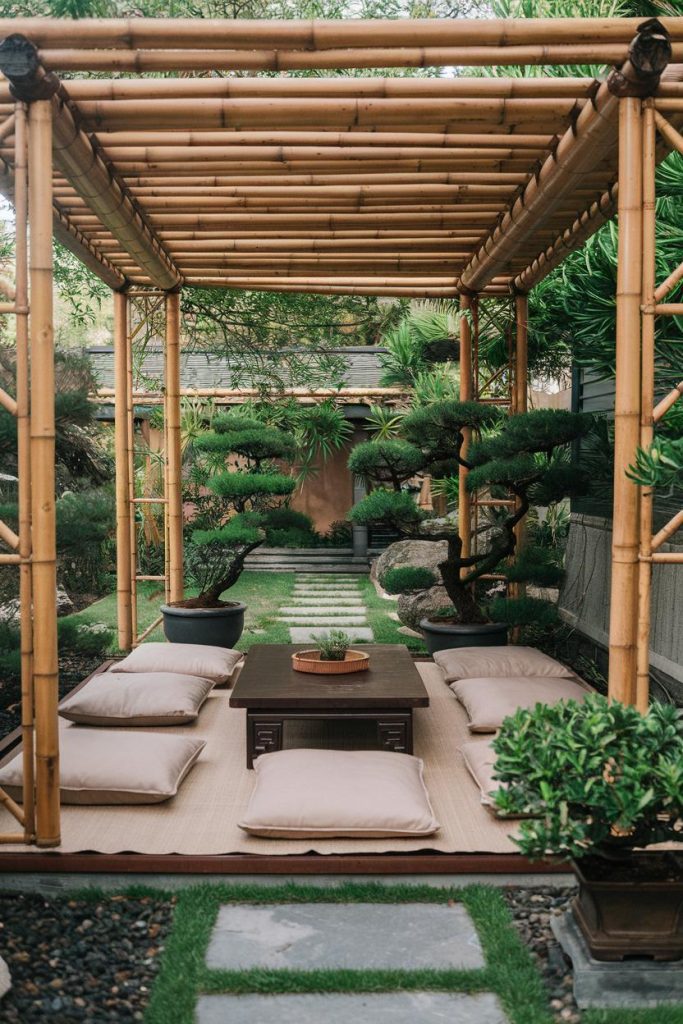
[114,290,133,650]
[15,101,34,841]
[28,99,60,846]
[165,290,183,605]
[511,292,529,612]
[607,96,643,706]
[126,300,138,644]
[458,293,473,570]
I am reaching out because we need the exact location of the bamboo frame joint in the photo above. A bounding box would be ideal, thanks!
[607,19,671,98]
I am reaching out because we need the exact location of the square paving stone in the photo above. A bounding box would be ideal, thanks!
[196,992,509,1024]
[205,903,485,971]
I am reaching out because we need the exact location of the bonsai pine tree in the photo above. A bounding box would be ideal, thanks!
[349,403,593,625]
[181,413,296,608]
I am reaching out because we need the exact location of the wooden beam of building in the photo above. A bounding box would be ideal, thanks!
[0,35,181,291]
[459,19,672,293]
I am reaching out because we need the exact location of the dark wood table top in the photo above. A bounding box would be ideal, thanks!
[229,644,430,710]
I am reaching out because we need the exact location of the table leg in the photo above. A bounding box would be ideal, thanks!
[247,713,283,769]
[377,712,413,754]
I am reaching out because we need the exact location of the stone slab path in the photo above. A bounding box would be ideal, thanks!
[197,992,509,1024]
[197,902,510,1024]
[205,903,485,971]
[277,573,374,644]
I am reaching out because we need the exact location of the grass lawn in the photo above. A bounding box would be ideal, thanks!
[63,570,428,655]
[138,882,683,1024]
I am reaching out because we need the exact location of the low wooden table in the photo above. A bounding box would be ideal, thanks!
[230,643,430,768]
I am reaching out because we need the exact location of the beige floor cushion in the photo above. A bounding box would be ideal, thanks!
[110,641,243,686]
[59,671,215,727]
[0,729,205,805]
[433,645,574,684]
[450,675,591,733]
[461,739,505,813]
[239,748,440,839]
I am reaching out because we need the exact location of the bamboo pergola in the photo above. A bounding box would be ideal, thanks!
[0,15,681,846]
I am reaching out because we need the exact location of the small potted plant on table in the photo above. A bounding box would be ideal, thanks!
[292,629,370,675]
[492,693,683,961]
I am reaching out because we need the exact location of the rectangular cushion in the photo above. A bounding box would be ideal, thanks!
[461,739,506,813]
[110,641,243,685]
[0,729,205,805]
[433,645,574,684]
[239,748,439,838]
[450,675,591,733]
[59,671,215,727]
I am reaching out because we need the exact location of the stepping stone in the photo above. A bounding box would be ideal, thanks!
[197,993,509,1024]
[289,627,374,643]
[288,597,365,605]
[278,602,366,610]
[277,616,368,626]
[205,903,485,971]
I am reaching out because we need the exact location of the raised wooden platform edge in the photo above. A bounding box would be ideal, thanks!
[0,851,569,874]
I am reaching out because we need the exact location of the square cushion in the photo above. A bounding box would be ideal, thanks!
[239,748,439,838]
[59,671,215,727]
[0,729,205,805]
[433,645,574,684]
[110,641,243,686]
[450,675,591,733]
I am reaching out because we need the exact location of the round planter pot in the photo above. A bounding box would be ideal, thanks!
[572,854,683,962]
[419,618,508,656]
[160,602,246,649]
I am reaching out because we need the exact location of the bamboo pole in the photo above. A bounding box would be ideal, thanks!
[114,290,133,651]
[28,100,60,847]
[512,293,529,598]
[608,97,643,707]
[636,101,657,713]
[458,293,473,572]
[126,299,138,646]
[124,173,530,187]
[165,290,183,606]
[14,101,34,842]
[654,255,683,301]
[3,16,679,49]
[182,279,458,296]
[652,510,683,551]
[93,145,546,164]
[653,381,683,421]
[95,129,552,150]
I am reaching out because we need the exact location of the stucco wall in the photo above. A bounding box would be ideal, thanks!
[559,513,683,687]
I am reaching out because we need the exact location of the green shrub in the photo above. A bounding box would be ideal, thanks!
[382,566,437,595]
[493,695,683,860]
[266,527,319,548]
[57,619,115,657]
[349,489,424,531]
[311,629,350,661]
[488,596,559,629]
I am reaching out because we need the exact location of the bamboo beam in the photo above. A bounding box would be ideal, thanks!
[0,35,180,290]
[114,291,133,652]
[652,510,683,551]
[653,381,683,421]
[93,130,552,150]
[183,280,458,297]
[608,97,643,707]
[653,109,683,153]
[28,100,60,847]
[459,20,671,293]
[654,255,683,301]
[125,173,529,187]
[165,290,183,606]
[3,16,681,49]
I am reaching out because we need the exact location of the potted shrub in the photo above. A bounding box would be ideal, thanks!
[161,412,296,647]
[348,404,591,654]
[292,629,370,675]
[493,693,683,961]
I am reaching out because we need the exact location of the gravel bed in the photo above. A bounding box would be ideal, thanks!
[0,892,175,1022]
[0,652,103,738]
[505,886,580,1023]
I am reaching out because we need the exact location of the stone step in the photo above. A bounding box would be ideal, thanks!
[289,626,374,644]
[197,993,509,1024]
[279,606,366,616]
[205,903,485,971]
[287,597,365,605]
[277,616,368,626]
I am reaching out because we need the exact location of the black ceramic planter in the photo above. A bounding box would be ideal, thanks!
[160,602,246,649]
[419,618,508,655]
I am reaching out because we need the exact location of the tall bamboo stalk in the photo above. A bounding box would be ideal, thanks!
[126,299,138,645]
[165,290,183,606]
[114,290,133,651]
[28,100,60,847]
[608,97,643,706]
[14,101,34,841]
[458,293,473,573]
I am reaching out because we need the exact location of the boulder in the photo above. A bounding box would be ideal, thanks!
[374,539,448,588]
[397,584,453,632]
[56,587,74,617]
[0,956,10,1000]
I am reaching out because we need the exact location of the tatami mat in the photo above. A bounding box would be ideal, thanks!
[0,663,517,856]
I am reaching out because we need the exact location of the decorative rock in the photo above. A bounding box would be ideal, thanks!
[397,584,452,631]
[0,957,10,1000]
[56,587,74,617]
[373,539,448,587]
